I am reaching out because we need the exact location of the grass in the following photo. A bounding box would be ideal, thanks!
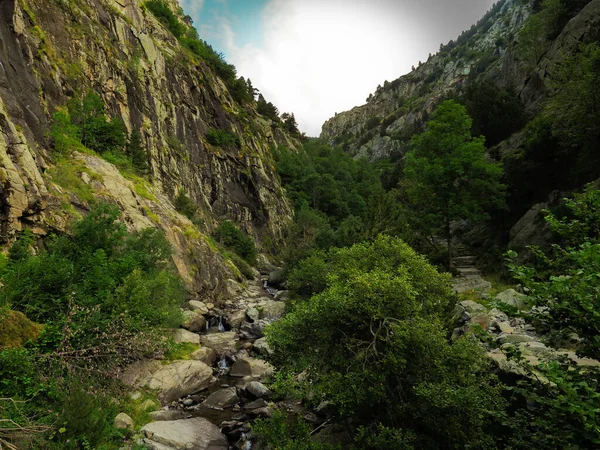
[48,159,96,203]
[163,342,199,361]
[120,391,161,430]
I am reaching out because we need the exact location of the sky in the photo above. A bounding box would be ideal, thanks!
[180,0,498,136]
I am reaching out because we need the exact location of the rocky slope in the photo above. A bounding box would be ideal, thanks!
[321,0,600,162]
[0,0,297,297]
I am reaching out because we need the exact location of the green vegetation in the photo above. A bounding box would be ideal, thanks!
[264,237,505,448]
[214,220,257,265]
[0,203,183,448]
[50,91,149,177]
[401,100,506,265]
[206,128,240,148]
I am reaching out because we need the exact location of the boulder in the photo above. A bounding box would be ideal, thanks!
[495,289,529,310]
[240,321,268,339]
[497,333,536,345]
[230,357,274,380]
[274,290,291,302]
[141,417,228,450]
[246,381,272,399]
[260,301,286,320]
[172,329,200,345]
[245,307,260,323]
[188,300,210,315]
[253,337,273,356]
[141,360,215,403]
[182,310,207,333]
[191,347,217,366]
[459,300,488,314]
[200,388,239,409]
[199,332,239,355]
[227,310,247,329]
[113,412,134,429]
[149,409,188,421]
[268,269,285,289]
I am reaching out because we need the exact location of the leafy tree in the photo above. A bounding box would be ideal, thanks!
[401,100,506,266]
[267,236,505,449]
[214,220,257,265]
[257,94,281,122]
[282,112,300,135]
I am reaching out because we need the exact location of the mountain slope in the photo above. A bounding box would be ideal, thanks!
[0,0,297,296]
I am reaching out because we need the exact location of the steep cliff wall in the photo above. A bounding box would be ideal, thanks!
[0,0,297,298]
[320,0,531,160]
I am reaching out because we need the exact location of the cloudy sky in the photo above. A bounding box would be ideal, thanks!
[180,0,497,136]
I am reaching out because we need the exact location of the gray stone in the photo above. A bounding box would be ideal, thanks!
[199,332,239,355]
[260,301,286,320]
[240,320,268,339]
[253,337,273,355]
[227,310,247,329]
[191,347,217,365]
[246,381,272,399]
[114,412,134,429]
[172,329,200,345]
[497,333,536,345]
[200,388,239,409]
[141,417,228,450]
[459,300,488,314]
[495,289,529,310]
[268,269,285,289]
[182,310,207,333]
[149,409,189,421]
[230,357,274,380]
[274,290,291,302]
[140,360,215,403]
[245,307,260,323]
[494,321,515,334]
[188,300,210,315]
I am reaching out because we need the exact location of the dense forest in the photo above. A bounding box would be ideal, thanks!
[1,0,600,449]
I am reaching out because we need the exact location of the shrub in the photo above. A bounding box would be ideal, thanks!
[214,220,257,265]
[206,128,240,148]
[174,187,198,220]
[267,236,504,447]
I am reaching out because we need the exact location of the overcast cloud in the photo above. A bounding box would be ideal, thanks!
[182,0,497,136]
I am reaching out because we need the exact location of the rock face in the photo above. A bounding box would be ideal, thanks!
[141,417,228,450]
[140,360,215,403]
[0,0,296,296]
[320,0,532,161]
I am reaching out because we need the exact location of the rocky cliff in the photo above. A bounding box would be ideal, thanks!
[0,0,297,298]
[321,0,600,162]
[320,0,533,160]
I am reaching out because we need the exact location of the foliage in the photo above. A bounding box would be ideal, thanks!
[126,130,149,174]
[254,410,341,450]
[401,100,506,265]
[267,236,504,448]
[0,203,183,448]
[508,184,600,359]
[460,81,527,147]
[257,94,281,122]
[144,1,186,38]
[506,359,600,449]
[206,128,240,148]
[214,220,257,265]
[174,188,198,220]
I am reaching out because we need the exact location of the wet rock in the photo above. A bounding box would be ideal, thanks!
[140,360,215,403]
[230,357,274,380]
[249,406,274,418]
[141,417,228,450]
[114,412,134,429]
[268,269,285,289]
[274,290,291,302]
[243,399,268,410]
[172,329,200,345]
[245,381,272,399]
[182,310,207,333]
[199,332,239,355]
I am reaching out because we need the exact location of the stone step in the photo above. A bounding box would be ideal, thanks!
[457,267,481,277]
[453,256,476,267]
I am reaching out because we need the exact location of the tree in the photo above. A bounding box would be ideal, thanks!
[401,100,505,266]
[267,236,505,448]
[126,130,149,174]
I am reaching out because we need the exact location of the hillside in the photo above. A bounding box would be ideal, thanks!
[0,0,299,296]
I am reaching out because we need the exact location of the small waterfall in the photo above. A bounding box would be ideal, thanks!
[263,280,278,297]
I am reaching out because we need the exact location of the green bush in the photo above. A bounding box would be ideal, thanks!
[174,188,198,220]
[267,236,504,448]
[206,128,240,148]
[144,1,186,38]
[214,220,257,265]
